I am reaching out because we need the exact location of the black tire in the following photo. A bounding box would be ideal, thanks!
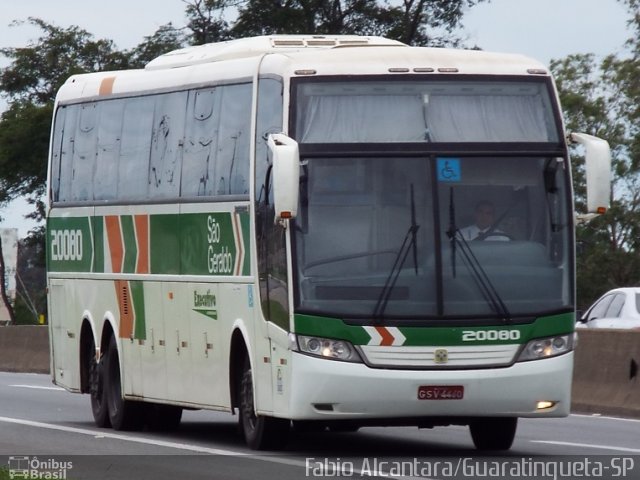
[105,335,145,431]
[89,337,110,428]
[238,356,289,450]
[145,404,183,432]
[469,417,518,451]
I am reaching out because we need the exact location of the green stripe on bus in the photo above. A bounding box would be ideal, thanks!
[240,212,251,276]
[293,312,575,346]
[150,214,180,274]
[48,211,252,276]
[92,216,104,273]
[130,280,146,340]
[294,314,372,345]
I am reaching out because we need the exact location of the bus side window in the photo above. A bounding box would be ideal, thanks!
[50,106,67,202]
[182,88,220,197]
[94,99,125,201]
[216,84,251,195]
[149,91,187,199]
[119,97,154,200]
[70,103,99,201]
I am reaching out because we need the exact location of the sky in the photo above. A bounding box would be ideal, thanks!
[0,0,633,237]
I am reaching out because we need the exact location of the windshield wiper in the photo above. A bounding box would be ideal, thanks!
[445,187,511,323]
[373,184,419,321]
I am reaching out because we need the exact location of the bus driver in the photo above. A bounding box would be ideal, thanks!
[458,201,510,241]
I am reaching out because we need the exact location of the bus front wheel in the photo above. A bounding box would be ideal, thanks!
[238,356,289,450]
[469,417,517,450]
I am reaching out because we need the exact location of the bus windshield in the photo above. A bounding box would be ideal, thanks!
[295,79,559,143]
[293,155,571,320]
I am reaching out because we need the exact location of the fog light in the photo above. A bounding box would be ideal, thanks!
[536,401,556,410]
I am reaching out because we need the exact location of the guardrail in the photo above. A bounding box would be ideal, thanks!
[0,326,638,418]
[0,326,50,374]
[572,329,640,418]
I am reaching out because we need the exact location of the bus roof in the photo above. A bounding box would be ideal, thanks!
[56,35,550,104]
[144,35,405,70]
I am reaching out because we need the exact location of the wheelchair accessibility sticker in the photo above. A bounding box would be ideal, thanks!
[437,158,461,182]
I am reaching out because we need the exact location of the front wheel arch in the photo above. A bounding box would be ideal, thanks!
[229,329,249,413]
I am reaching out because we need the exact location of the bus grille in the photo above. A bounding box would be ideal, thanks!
[359,344,521,368]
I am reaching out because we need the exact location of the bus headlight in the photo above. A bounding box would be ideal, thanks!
[291,334,362,363]
[517,334,573,362]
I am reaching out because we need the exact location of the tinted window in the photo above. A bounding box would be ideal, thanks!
[50,107,67,202]
[295,80,559,143]
[70,103,99,201]
[50,83,252,204]
[182,87,220,197]
[119,97,154,200]
[588,294,614,321]
[216,84,252,195]
[94,99,124,200]
[148,92,187,199]
[605,293,626,318]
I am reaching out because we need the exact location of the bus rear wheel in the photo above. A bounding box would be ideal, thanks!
[89,338,110,428]
[469,417,517,451]
[105,335,145,431]
[238,356,289,450]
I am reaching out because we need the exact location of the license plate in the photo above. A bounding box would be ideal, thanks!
[418,385,464,400]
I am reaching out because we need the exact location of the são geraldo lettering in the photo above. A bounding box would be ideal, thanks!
[207,216,233,274]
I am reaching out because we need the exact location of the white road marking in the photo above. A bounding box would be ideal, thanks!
[532,440,640,454]
[570,413,640,424]
[0,415,430,479]
[0,415,249,455]
[0,415,312,470]
[9,385,66,391]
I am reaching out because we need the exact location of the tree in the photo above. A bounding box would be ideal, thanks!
[551,48,640,308]
[0,19,186,224]
[13,236,46,325]
[126,22,188,68]
[0,18,132,227]
[183,0,488,46]
[547,1,640,309]
[184,0,234,44]
[0,18,129,106]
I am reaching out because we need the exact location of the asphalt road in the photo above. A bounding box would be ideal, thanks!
[0,371,639,479]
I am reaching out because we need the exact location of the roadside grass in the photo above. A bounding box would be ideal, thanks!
[0,467,9,480]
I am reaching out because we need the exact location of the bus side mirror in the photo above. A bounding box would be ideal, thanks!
[570,133,611,217]
[268,133,300,222]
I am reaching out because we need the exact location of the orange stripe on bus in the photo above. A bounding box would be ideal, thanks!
[134,215,149,274]
[99,76,116,96]
[115,280,134,339]
[105,216,124,273]
[375,326,394,346]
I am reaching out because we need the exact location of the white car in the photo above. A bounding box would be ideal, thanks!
[579,287,640,329]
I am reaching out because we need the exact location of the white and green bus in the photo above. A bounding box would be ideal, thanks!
[47,35,611,450]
